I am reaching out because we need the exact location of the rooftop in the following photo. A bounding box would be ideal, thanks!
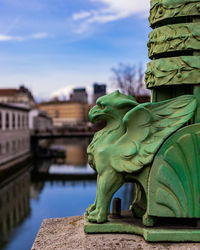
[0,86,35,101]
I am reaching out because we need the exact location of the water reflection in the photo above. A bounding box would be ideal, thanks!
[30,181,45,200]
[0,137,134,250]
[50,137,89,166]
[49,164,94,175]
[0,171,30,249]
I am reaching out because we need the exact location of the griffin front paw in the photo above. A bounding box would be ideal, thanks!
[86,203,96,214]
[88,209,107,223]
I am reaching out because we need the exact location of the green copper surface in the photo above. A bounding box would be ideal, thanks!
[150,0,200,26]
[194,86,200,123]
[148,124,200,218]
[84,213,200,242]
[86,91,196,223]
[145,56,200,88]
[148,23,200,58]
[85,0,200,241]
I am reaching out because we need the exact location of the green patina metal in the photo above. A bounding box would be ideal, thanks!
[86,91,196,224]
[148,23,200,58]
[145,56,200,88]
[84,0,200,242]
[84,212,200,242]
[148,124,200,218]
[149,0,200,27]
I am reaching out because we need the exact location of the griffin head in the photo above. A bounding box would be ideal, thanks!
[89,90,138,123]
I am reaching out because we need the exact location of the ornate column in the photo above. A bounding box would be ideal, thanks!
[145,0,200,122]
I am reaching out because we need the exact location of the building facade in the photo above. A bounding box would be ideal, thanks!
[0,104,30,165]
[92,83,106,104]
[29,109,53,132]
[70,88,88,102]
[0,86,35,108]
[38,101,88,127]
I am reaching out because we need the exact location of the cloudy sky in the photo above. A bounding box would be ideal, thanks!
[0,0,150,101]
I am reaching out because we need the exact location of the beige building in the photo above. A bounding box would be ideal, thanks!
[38,101,88,127]
[0,86,35,108]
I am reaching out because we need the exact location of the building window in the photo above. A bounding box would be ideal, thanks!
[26,115,29,128]
[18,114,20,129]
[6,142,9,154]
[0,113,2,129]
[55,110,59,118]
[12,141,16,154]
[12,113,15,129]
[22,115,25,128]
[6,113,9,129]
[18,139,21,150]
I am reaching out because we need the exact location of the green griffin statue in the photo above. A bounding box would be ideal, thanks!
[86,90,196,223]
[84,0,200,242]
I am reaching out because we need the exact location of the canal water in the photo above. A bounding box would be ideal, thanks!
[0,138,134,250]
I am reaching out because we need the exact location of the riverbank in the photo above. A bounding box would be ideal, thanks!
[0,153,32,187]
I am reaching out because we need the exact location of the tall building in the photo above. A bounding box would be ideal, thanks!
[92,83,106,104]
[0,85,35,108]
[70,88,88,102]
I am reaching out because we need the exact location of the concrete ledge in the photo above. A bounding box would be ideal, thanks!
[32,216,200,250]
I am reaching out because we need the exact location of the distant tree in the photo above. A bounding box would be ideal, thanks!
[111,63,148,97]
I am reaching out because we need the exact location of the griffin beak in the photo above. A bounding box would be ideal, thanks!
[88,105,102,123]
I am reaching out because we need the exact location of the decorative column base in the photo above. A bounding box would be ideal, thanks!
[84,211,200,242]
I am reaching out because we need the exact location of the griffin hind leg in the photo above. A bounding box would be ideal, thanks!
[131,182,147,218]
[88,169,124,223]
[142,212,156,227]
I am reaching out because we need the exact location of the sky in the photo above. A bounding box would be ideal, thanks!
[0,0,151,101]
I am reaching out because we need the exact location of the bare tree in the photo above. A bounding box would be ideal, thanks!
[111,63,148,97]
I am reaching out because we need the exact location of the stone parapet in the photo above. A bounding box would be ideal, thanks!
[31,216,200,250]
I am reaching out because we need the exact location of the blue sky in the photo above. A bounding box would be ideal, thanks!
[0,0,150,101]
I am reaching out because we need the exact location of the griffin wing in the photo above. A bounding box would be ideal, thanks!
[111,95,197,173]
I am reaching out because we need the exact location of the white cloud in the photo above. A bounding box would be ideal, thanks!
[29,32,48,39]
[72,11,92,21]
[0,35,13,41]
[97,0,149,14]
[50,83,135,103]
[73,0,149,33]
[0,32,49,42]
[0,34,24,42]
[51,85,93,101]
[51,84,119,103]
[0,68,110,102]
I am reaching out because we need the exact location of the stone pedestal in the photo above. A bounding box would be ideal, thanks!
[32,216,200,250]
